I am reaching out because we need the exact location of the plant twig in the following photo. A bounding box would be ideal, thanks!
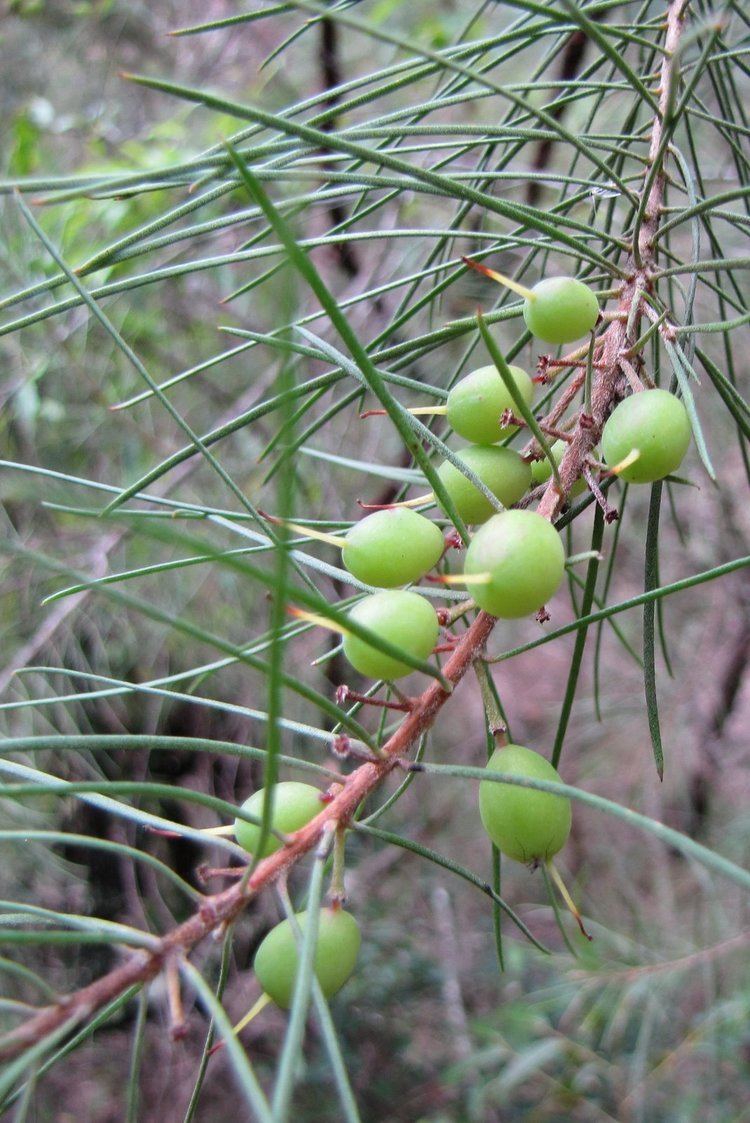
[0,0,690,1063]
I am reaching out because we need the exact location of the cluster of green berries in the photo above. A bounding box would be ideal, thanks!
[232,783,362,1006]
[234,746,571,1010]
[235,763,572,876]
[336,358,690,680]
[336,360,557,679]
[235,278,694,1013]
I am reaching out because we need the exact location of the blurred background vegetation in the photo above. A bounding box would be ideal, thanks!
[1,2,749,1120]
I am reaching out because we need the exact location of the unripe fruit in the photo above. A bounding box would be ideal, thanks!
[342,508,444,588]
[254,907,361,1009]
[601,388,691,483]
[343,590,439,680]
[479,745,572,863]
[464,509,565,617]
[446,364,534,444]
[436,446,532,526]
[530,439,588,498]
[234,782,322,857]
[522,277,599,345]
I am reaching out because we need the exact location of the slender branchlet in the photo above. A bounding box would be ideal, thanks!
[0,0,691,1063]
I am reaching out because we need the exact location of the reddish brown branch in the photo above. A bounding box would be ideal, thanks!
[0,0,690,1064]
[537,0,688,522]
[0,612,494,1060]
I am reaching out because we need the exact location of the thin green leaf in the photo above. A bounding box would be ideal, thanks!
[413,763,750,893]
[272,829,332,1121]
[181,962,273,1123]
[487,554,750,663]
[223,145,472,547]
[477,312,563,490]
[354,823,549,954]
[551,505,605,768]
[643,482,665,780]
[125,991,148,1123]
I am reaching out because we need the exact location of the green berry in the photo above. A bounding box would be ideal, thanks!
[479,745,572,864]
[234,782,322,858]
[522,277,599,345]
[530,439,587,498]
[342,508,444,588]
[601,388,691,483]
[464,509,565,617]
[436,446,531,526]
[254,907,361,1009]
[446,364,534,444]
[343,590,439,680]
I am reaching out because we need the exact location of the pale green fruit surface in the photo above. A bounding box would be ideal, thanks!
[464,509,565,617]
[530,439,587,497]
[342,508,444,588]
[479,745,572,863]
[254,908,361,1009]
[234,782,322,857]
[446,364,534,444]
[436,446,531,526]
[343,590,439,680]
[523,277,599,344]
[601,388,691,483]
